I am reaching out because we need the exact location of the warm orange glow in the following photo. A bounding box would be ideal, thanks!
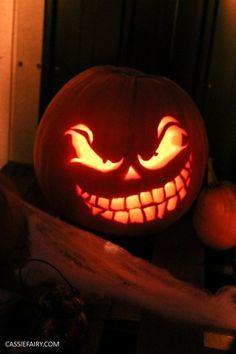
[85,201,92,209]
[81,191,90,199]
[101,210,113,220]
[89,195,97,204]
[179,188,187,200]
[158,202,167,219]
[97,197,110,209]
[114,211,129,224]
[174,175,184,191]
[65,124,123,172]
[73,152,192,224]
[186,177,191,188]
[180,168,189,181]
[111,197,125,210]
[129,208,144,223]
[140,191,153,205]
[157,116,180,137]
[73,124,94,143]
[124,166,141,180]
[167,196,178,211]
[185,161,191,170]
[92,206,103,215]
[152,188,164,203]
[126,195,141,209]
[138,116,188,170]
[143,205,156,221]
[76,185,82,195]
[164,181,176,198]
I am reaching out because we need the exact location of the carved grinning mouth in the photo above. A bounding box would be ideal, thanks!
[76,155,192,224]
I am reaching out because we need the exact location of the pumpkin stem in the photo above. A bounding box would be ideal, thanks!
[207,158,219,187]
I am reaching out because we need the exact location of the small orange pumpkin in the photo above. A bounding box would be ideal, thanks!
[34,66,208,236]
[193,159,236,250]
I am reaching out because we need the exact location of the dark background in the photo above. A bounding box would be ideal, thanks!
[39,0,236,183]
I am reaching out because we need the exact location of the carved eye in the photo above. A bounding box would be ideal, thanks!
[138,116,188,170]
[65,124,123,172]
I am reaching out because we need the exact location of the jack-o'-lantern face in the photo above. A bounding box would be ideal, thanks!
[65,116,191,225]
[34,65,208,237]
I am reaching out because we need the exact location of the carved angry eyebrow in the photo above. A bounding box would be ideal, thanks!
[67,124,94,144]
[157,116,182,142]
[64,124,124,172]
[137,116,189,170]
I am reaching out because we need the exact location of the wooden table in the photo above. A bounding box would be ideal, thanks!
[1,162,235,354]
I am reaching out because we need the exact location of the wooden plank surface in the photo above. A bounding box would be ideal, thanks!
[136,211,205,354]
[80,295,112,354]
[2,163,236,353]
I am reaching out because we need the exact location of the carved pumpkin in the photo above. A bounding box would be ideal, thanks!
[193,159,236,249]
[34,66,208,236]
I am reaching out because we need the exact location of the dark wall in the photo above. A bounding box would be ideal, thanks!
[40,0,236,182]
[203,0,236,181]
[40,0,207,104]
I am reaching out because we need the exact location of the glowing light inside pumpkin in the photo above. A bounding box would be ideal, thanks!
[174,175,184,191]
[167,196,178,211]
[165,181,176,198]
[126,195,141,209]
[114,211,129,224]
[65,124,123,172]
[111,197,125,210]
[129,208,144,223]
[140,191,153,205]
[179,187,187,200]
[158,201,167,219]
[97,197,110,209]
[66,117,192,224]
[157,116,180,137]
[77,155,192,224]
[66,116,188,174]
[124,166,141,180]
[152,187,165,203]
[143,205,156,221]
[138,116,188,170]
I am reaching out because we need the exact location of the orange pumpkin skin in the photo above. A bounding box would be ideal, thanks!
[193,182,236,250]
[34,66,208,236]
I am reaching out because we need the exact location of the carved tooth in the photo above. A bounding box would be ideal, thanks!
[114,211,129,224]
[143,205,156,222]
[89,195,97,205]
[179,187,187,200]
[140,191,153,206]
[185,161,191,170]
[164,181,176,198]
[157,201,167,219]
[110,197,125,210]
[81,192,90,200]
[174,175,184,192]
[152,187,164,203]
[126,195,141,209]
[180,168,189,181]
[129,208,144,223]
[76,185,82,196]
[167,196,178,211]
[97,197,110,209]
[100,210,114,221]
[186,176,191,187]
[92,206,103,215]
